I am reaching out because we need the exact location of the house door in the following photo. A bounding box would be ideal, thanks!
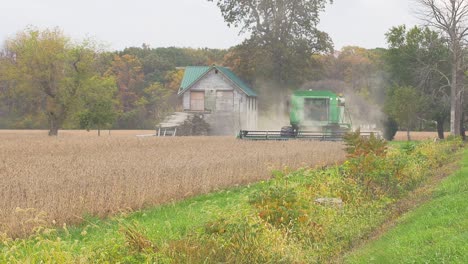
[216,91,234,112]
[190,91,205,111]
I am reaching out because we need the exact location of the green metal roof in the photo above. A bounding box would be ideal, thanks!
[178,66,257,97]
[179,66,211,93]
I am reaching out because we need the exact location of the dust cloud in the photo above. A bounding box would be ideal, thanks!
[301,79,386,132]
[254,79,387,132]
[254,80,291,130]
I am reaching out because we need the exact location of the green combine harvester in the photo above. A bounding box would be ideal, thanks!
[239,90,367,141]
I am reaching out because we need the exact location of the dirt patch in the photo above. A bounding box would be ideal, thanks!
[394,131,450,141]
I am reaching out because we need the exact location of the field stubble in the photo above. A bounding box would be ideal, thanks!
[0,130,345,237]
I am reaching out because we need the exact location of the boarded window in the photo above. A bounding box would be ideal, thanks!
[190,91,205,111]
[216,91,234,112]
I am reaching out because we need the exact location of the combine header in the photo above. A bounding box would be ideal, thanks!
[239,90,372,141]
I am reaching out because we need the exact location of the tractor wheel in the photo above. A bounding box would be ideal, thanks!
[281,126,295,138]
[324,124,348,141]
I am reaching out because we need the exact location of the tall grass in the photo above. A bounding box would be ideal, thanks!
[0,130,345,237]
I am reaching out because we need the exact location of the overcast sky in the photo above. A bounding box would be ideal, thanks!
[0,0,418,51]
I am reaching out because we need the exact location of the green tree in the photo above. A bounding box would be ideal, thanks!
[3,28,70,135]
[2,28,108,135]
[164,69,184,92]
[77,77,118,136]
[210,0,333,86]
[140,82,174,124]
[385,86,426,141]
[386,25,451,138]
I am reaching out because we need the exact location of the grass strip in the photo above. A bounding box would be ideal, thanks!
[345,148,468,264]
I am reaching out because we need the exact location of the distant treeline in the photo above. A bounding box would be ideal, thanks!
[0,28,229,133]
[0,25,462,139]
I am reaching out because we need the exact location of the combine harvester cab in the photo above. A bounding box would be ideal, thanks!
[239,90,373,141]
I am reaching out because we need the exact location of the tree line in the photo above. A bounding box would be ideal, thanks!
[0,28,227,135]
[0,0,467,139]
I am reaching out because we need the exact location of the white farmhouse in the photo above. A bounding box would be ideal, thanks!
[178,66,258,135]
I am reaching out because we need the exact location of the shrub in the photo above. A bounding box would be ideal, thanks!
[343,138,462,198]
[344,130,387,158]
[168,215,304,263]
[249,185,309,231]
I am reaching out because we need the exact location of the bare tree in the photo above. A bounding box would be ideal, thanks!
[416,0,468,136]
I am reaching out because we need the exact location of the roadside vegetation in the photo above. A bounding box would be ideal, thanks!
[346,148,468,263]
[0,133,463,263]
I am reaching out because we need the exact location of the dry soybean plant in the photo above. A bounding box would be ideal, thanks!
[0,130,345,237]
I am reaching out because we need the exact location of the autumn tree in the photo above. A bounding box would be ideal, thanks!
[107,54,145,112]
[164,69,185,91]
[310,46,387,101]
[335,47,382,95]
[105,54,145,128]
[416,0,468,136]
[122,46,227,84]
[105,52,189,128]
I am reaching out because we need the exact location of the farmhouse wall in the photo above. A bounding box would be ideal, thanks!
[183,92,190,110]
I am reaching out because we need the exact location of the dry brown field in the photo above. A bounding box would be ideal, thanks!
[394,131,449,141]
[0,130,345,237]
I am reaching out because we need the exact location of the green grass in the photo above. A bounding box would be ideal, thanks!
[345,148,468,264]
[388,140,417,147]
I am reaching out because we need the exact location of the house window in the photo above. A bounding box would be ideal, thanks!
[190,91,205,111]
